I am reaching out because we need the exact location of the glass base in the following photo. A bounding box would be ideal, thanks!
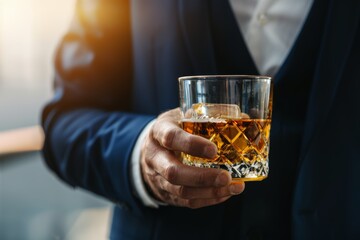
[182,159,269,181]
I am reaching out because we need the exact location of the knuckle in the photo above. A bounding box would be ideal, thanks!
[161,128,178,149]
[143,141,157,166]
[177,186,188,198]
[159,190,170,202]
[157,177,167,191]
[144,151,155,166]
[147,171,157,182]
[164,165,178,183]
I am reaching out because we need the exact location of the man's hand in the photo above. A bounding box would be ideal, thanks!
[140,108,245,209]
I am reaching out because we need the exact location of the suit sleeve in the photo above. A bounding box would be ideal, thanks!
[41,0,154,213]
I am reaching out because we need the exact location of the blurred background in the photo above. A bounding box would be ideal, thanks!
[0,0,111,239]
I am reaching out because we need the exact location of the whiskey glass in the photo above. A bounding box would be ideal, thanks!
[179,75,273,182]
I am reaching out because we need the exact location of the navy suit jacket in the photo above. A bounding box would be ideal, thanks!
[42,0,360,239]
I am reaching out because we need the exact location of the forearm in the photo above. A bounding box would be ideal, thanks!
[42,107,155,209]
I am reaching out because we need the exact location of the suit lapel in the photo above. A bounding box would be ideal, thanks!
[300,0,360,159]
[178,0,217,74]
[178,0,360,160]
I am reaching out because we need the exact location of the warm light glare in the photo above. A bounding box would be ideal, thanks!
[0,0,75,89]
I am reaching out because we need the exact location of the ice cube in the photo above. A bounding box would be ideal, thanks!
[191,103,242,119]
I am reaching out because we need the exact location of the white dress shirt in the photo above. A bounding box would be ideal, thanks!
[229,0,313,76]
[131,0,314,208]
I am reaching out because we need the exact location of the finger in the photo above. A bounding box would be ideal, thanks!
[147,143,231,187]
[149,175,236,208]
[152,120,217,159]
[158,175,245,199]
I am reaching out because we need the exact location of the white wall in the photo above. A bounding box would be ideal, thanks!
[0,1,111,239]
[0,0,75,131]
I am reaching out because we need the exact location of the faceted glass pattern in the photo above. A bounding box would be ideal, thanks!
[181,119,271,181]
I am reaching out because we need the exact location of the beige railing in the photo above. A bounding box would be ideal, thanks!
[0,125,44,156]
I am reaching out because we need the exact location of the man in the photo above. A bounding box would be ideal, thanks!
[42,0,360,239]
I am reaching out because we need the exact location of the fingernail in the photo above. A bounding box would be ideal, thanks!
[229,183,244,195]
[203,144,217,158]
[215,172,230,187]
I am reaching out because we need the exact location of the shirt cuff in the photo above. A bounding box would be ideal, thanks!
[130,119,166,208]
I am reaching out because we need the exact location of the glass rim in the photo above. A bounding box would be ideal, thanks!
[178,74,272,82]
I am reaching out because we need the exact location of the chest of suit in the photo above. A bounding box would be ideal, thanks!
[127,0,360,239]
